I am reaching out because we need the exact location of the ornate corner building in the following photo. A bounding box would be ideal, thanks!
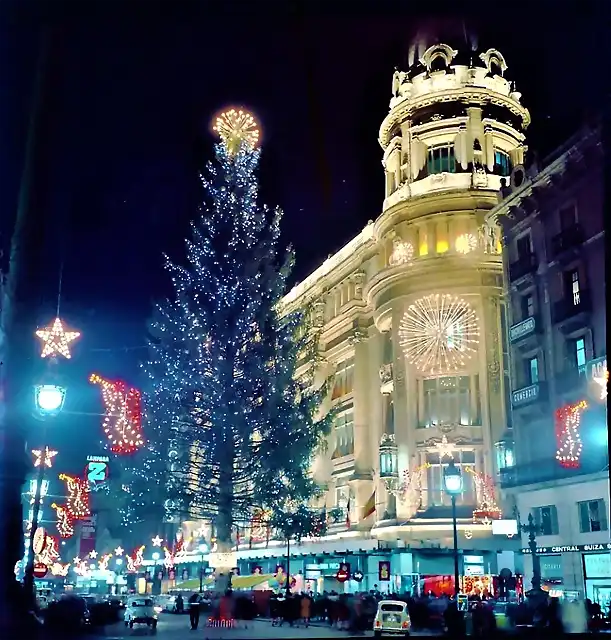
[236,39,531,593]
[486,124,606,599]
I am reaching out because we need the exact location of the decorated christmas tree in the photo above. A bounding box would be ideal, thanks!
[142,111,332,579]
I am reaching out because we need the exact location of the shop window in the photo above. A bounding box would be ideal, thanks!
[495,441,515,470]
[427,144,456,175]
[532,505,559,536]
[578,499,608,533]
[421,376,479,427]
[425,450,476,506]
[494,150,512,177]
[331,358,354,400]
[331,410,355,459]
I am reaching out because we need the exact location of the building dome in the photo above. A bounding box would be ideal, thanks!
[407,17,478,68]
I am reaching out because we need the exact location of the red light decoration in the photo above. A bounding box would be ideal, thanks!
[90,374,144,455]
[555,400,587,468]
[59,473,91,520]
[126,545,145,573]
[38,534,60,566]
[52,503,75,538]
[465,468,502,523]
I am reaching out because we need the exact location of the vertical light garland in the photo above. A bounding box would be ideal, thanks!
[555,400,587,468]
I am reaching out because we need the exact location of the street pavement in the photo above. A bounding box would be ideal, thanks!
[96,614,439,639]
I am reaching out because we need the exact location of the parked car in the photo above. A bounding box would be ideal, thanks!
[374,600,411,637]
[124,597,158,629]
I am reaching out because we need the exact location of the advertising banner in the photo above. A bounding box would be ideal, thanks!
[378,560,391,581]
[78,512,98,557]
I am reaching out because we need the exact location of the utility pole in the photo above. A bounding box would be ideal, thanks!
[0,28,54,624]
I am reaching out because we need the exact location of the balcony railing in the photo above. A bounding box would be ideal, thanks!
[509,315,539,343]
[511,381,547,408]
[500,452,609,488]
[509,252,538,281]
[554,365,587,395]
[552,291,592,325]
[551,223,585,258]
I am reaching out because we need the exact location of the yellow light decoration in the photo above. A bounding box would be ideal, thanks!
[465,467,502,522]
[455,233,477,254]
[213,108,260,155]
[436,240,449,254]
[32,447,58,468]
[98,553,112,571]
[419,242,429,257]
[389,240,414,266]
[52,503,74,538]
[399,294,480,374]
[35,317,80,359]
[51,562,70,577]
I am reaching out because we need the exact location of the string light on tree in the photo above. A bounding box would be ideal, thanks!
[35,317,80,359]
[399,294,480,374]
[32,447,58,468]
[455,233,478,254]
[213,108,260,155]
[51,503,74,538]
[90,374,144,454]
[555,400,587,468]
[59,473,91,519]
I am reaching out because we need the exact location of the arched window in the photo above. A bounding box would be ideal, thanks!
[494,150,512,177]
[430,54,447,72]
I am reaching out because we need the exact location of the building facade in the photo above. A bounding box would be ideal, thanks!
[486,124,607,602]
[235,39,532,593]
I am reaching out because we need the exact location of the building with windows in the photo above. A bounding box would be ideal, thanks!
[234,35,532,593]
[486,124,607,600]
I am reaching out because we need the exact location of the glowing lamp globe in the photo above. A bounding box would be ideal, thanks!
[35,385,66,414]
[443,462,463,495]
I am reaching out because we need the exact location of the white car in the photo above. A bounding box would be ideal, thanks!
[124,597,158,629]
[374,600,411,637]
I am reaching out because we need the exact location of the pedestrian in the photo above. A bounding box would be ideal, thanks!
[300,594,311,628]
[176,593,184,614]
[188,592,201,630]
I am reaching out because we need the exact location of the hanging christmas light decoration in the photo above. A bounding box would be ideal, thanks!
[52,503,74,538]
[151,535,163,547]
[389,239,414,266]
[398,463,431,511]
[594,368,608,400]
[250,507,273,543]
[98,553,112,571]
[213,108,260,155]
[38,535,60,565]
[89,550,98,559]
[163,547,175,569]
[399,294,480,374]
[90,374,144,454]
[555,400,588,468]
[36,317,80,359]
[126,545,145,573]
[32,447,58,468]
[59,473,91,520]
[455,233,478,254]
[465,468,502,522]
[51,562,70,577]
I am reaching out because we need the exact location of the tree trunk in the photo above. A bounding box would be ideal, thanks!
[213,428,234,593]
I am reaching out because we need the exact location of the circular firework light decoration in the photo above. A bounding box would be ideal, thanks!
[212,108,260,155]
[399,293,480,375]
[455,233,478,254]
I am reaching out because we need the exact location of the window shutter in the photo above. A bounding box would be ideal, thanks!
[598,500,608,532]
[550,506,559,535]
[578,502,590,533]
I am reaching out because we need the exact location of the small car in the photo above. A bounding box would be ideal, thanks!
[374,600,411,637]
[124,597,158,629]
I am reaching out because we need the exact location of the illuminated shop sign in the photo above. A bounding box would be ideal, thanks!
[521,543,611,554]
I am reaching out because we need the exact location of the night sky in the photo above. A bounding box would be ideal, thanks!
[1,1,605,472]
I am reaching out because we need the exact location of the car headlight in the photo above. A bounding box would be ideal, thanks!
[154,606,162,613]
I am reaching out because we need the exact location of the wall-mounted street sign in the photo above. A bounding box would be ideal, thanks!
[521,543,611,554]
[86,456,110,485]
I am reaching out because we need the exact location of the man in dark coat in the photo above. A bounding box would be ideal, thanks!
[188,592,201,629]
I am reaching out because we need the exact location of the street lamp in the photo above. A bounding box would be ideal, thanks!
[443,459,463,598]
[34,384,66,417]
[198,543,208,593]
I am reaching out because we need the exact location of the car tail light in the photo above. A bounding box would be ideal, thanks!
[402,621,409,628]
[375,620,381,627]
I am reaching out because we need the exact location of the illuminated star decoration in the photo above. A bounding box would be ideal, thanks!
[89,550,98,559]
[35,317,80,359]
[51,503,75,539]
[90,374,144,455]
[32,447,58,468]
[555,400,588,468]
[152,535,163,547]
[114,546,124,556]
[213,108,260,155]
[59,473,91,520]
[594,368,608,400]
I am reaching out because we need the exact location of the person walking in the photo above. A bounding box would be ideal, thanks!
[175,593,184,614]
[300,594,311,628]
[188,592,201,630]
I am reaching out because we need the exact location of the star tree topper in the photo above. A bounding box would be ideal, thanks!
[36,317,80,359]
[32,447,58,468]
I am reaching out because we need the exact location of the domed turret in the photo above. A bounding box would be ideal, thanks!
[381,29,529,211]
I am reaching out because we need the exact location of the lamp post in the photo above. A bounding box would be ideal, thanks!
[443,459,463,598]
[198,543,207,593]
[23,384,66,598]
[516,511,545,603]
